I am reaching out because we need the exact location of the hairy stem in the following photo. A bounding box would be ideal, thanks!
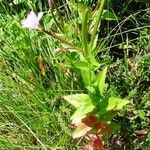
[41,28,80,50]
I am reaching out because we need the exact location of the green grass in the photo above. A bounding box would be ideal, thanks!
[0,12,77,149]
[0,0,150,149]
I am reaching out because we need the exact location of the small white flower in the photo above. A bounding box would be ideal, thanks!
[21,11,43,30]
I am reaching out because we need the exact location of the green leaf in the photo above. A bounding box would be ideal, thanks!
[108,97,129,110]
[89,56,102,70]
[139,110,145,119]
[70,103,95,120]
[91,34,98,50]
[97,66,107,95]
[89,9,118,33]
[115,98,129,110]
[74,55,102,71]
[86,85,96,93]
[107,121,120,133]
[102,10,119,20]
[81,70,96,86]
[70,2,92,23]
[97,97,129,116]
[73,61,89,70]
[70,2,90,13]
[106,97,118,111]
[82,9,89,56]
[99,111,118,122]
[64,94,90,108]
[97,99,108,115]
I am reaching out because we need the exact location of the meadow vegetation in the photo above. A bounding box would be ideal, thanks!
[0,0,149,149]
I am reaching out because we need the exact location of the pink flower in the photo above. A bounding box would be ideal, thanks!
[21,11,43,30]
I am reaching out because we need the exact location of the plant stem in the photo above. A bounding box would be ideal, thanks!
[90,0,106,51]
[41,28,80,50]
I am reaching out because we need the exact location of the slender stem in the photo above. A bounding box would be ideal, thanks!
[90,0,106,51]
[41,28,80,50]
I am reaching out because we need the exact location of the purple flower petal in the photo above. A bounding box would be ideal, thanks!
[21,11,43,30]
[37,12,43,21]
